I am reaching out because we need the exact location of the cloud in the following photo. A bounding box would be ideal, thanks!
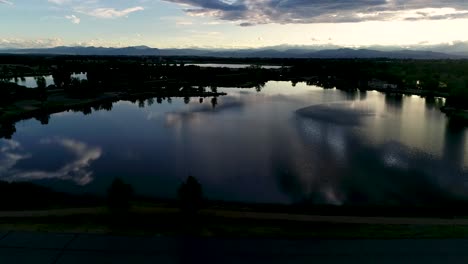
[0,140,29,175]
[48,0,144,19]
[48,0,70,4]
[0,37,64,48]
[0,138,102,186]
[0,0,13,5]
[162,0,468,25]
[76,6,144,19]
[65,14,80,24]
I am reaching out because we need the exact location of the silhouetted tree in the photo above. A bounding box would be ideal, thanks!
[35,76,47,103]
[35,76,46,89]
[52,69,71,89]
[35,113,50,125]
[138,99,145,108]
[178,176,203,215]
[447,78,468,109]
[211,97,218,109]
[101,102,113,111]
[255,83,264,92]
[82,106,92,115]
[0,123,16,139]
[107,178,134,212]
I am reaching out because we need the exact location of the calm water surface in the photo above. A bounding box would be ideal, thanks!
[8,73,87,88]
[186,63,283,69]
[1,81,467,205]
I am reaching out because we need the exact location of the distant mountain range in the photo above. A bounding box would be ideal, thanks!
[1,45,467,59]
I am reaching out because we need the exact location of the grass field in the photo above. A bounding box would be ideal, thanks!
[2,206,468,239]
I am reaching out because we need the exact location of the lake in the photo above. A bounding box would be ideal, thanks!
[8,73,87,88]
[186,63,283,69]
[1,81,467,206]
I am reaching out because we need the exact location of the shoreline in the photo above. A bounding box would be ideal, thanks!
[440,106,468,122]
[0,90,226,128]
[368,87,449,98]
[1,79,466,137]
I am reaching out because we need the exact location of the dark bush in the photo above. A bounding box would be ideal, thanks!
[107,178,134,212]
[178,176,203,215]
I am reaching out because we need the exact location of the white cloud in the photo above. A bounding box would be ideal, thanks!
[65,14,80,24]
[77,6,144,19]
[176,20,194,25]
[0,140,29,175]
[47,0,144,20]
[0,37,64,49]
[162,0,468,25]
[48,0,70,4]
[0,0,13,5]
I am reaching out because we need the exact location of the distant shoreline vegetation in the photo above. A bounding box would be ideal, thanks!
[1,55,468,139]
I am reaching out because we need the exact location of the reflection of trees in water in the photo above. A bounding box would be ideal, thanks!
[342,89,359,101]
[138,99,145,108]
[72,101,115,115]
[255,83,265,92]
[146,98,154,106]
[34,113,50,125]
[425,96,445,110]
[384,93,403,108]
[359,89,367,101]
[0,123,16,139]
[211,97,218,109]
[306,77,336,89]
[82,106,92,115]
[443,119,467,171]
[102,102,113,111]
[425,96,436,109]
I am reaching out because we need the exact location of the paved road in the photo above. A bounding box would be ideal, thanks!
[0,231,468,263]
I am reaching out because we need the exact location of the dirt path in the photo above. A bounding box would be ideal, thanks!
[206,209,468,225]
[1,206,468,226]
[0,207,106,218]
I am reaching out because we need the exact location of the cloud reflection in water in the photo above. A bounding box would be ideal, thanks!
[0,138,102,186]
[278,102,468,206]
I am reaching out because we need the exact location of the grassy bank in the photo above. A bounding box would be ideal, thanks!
[1,180,468,239]
[2,206,468,239]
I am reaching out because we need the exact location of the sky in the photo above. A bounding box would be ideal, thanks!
[1,0,468,49]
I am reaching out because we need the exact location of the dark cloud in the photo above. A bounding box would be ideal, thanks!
[163,0,468,25]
